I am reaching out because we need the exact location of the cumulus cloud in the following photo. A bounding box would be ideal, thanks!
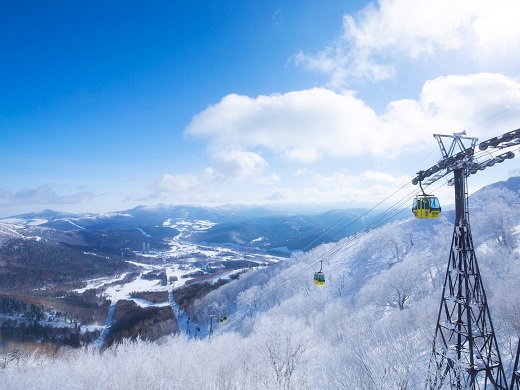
[204,150,280,185]
[418,73,520,128]
[148,174,200,200]
[295,0,520,87]
[0,185,97,206]
[313,170,397,191]
[186,75,520,163]
[294,168,313,177]
[179,1,520,206]
[296,169,414,205]
[187,88,379,162]
[265,187,293,201]
[213,150,269,180]
[148,151,279,201]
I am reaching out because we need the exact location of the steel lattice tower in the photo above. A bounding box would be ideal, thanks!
[422,133,508,389]
[511,339,520,390]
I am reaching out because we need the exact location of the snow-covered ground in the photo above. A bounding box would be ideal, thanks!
[0,217,284,348]
[74,273,130,294]
[0,220,44,241]
[74,219,285,345]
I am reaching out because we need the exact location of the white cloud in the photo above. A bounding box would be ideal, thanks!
[0,185,97,206]
[279,168,422,207]
[186,75,520,163]
[150,174,199,198]
[294,168,313,177]
[420,74,519,119]
[148,151,279,202]
[313,170,404,195]
[203,150,280,185]
[296,0,520,87]
[147,168,410,206]
[265,187,293,202]
[213,150,269,180]
[179,1,520,207]
[186,88,379,162]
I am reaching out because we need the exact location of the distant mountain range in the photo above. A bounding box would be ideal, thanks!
[1,203,406,253]
[3,175,520,249]
[0,202,405,289]
[1,175,518,290]
[190,208,403,252]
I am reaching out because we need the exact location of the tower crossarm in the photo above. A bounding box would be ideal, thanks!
[412,128,519,188]
[477,128,520,152]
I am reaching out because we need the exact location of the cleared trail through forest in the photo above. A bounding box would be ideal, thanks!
[169,289,208,339]
[94,301,117,348]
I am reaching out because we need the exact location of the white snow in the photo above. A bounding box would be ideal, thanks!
[63,219,85,229]
[136,227,151,237]
[27,219,48,226]
[126,261,163,270]
[101,271,169,304]
[73,273,130,293]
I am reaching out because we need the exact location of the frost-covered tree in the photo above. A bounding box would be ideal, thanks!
[237,285,262,317]
[253,314,315,389]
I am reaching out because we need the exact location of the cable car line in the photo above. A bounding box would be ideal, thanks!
[214,104,520,328]
[210,170,450,334]
[274,182,437,289]
[292,177,445,282]
[245,181,444,311]
[272,121,520,293]
[201,151,443,334]
[296,153,440,255]
[269,179,419,287]
[249,177,448,307]
[462,102,520,133]
[283,177,450,288]
[293,139,448,257]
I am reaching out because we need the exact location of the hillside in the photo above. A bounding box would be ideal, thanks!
[0,238,127,290]
[2,204,400,255]
[1,177,519,388]
[190,208,402,252]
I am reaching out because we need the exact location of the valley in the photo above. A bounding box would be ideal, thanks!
[0,215,283,352]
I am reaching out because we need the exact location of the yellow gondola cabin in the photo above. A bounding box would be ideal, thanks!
[313,271,325,285]
[412,195,441,219]
[313,260,325,285]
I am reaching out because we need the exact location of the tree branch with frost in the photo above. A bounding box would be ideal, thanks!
[383,284,413,311]
[254,316,314,390]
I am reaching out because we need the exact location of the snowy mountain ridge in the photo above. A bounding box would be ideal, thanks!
[2,177,520,389]
[0,203,405,253]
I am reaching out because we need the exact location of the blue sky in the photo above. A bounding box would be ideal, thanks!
[1,0,520,217]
